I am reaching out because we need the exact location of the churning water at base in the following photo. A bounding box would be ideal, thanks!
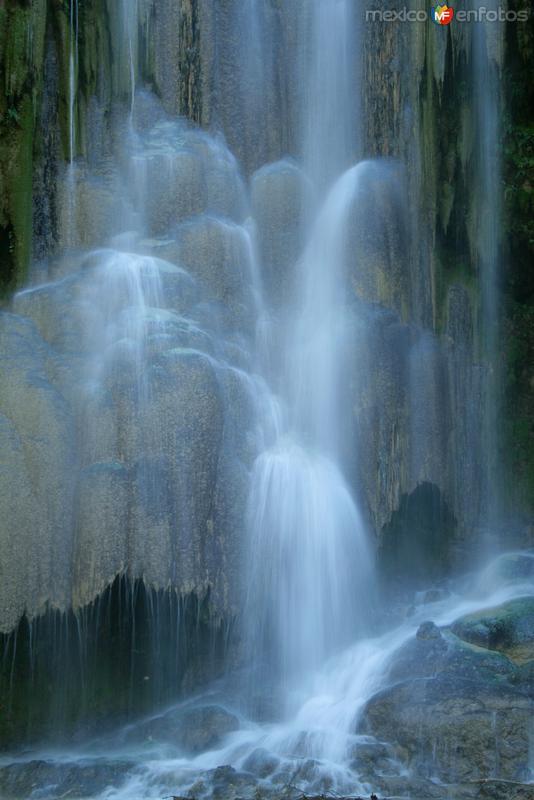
[247,441,371,683]
[3,552,532,799]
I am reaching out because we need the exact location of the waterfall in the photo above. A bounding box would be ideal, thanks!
[1,1,532,797]
[303,0,360,188]
[245,2,372,693]
[121,0,139,117]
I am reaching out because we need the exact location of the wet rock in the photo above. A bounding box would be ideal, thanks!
[176,131,247,222]
[56,168,121,251]
[159,216,255,330]
[155,259,199,314]
[242,747,280,778]
[251,159,308,304]
[451,597,534,665]
[0,758,133,800]
[177,705,240,754]
[349,737,402,780]
[73,462,130,608]
[208,764,257,800]
[349,304,413,540]
[388,626,516,686]
[360,609,534,788]
[416,620,442,640]
[361,675,532,784]
[419,587,450,604]
[0,312,75,621]
[478,552,534,587]
[132,89,169,132]
[11,278,84,352]
[125,703,239,755]
[0,414,39,632]
[141,148,207,234]
[128,350,224,590]
[376,775,534,800]
[78,387,119,465]
[346,160,409,317]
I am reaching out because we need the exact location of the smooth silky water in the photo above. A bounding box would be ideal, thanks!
[3,555,531,798]
[0,1,528,798]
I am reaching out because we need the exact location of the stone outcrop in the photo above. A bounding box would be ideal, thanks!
[359,600,534,796]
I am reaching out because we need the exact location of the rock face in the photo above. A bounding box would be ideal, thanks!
[0,96,264,742]
[1,0,530,569]
[359,603,534,792]
[251,159,308,304]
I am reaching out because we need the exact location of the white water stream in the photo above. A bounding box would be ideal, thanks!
[4,553,531,799]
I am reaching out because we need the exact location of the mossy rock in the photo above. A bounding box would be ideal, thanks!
[451,596,534,664]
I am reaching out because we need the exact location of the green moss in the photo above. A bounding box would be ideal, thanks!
[0,0,47,294]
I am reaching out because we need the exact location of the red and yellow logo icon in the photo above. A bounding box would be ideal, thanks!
[431,4,454,24]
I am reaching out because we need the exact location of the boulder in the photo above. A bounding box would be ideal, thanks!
[158,216,256,330]
[361,616,533,786]
[138,148,207,234]
[123,703,239,755]
[478,552,534,587]
[177,705,239,754]
[207,764,257,800]
[0,758,134,800]
[241,747,280,778]
[388,624,516,686]
[251,159,308,304]
[11,278,84,352]
[451,597,534,665]
[361,674,531,784]
[346,159,409,317]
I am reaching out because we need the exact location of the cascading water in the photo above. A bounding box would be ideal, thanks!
[303,0,360,188]
[0,2,532,799]
[246,166,375,688]
[244,0,373,696]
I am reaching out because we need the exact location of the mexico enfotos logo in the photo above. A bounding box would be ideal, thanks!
[366,5,530,23]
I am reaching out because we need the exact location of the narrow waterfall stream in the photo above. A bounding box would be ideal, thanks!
[0,2,532,799]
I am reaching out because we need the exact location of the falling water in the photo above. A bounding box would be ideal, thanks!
[121,0,139,117]
[0,1,531,798]
[245,3,372,694]
[303,0,360,189]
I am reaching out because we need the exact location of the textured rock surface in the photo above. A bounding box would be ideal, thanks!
[0,229,251,629]
[360,613,534,787]
[251,159,308,304]
[124,703,240,754]
[451,597,534,664]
